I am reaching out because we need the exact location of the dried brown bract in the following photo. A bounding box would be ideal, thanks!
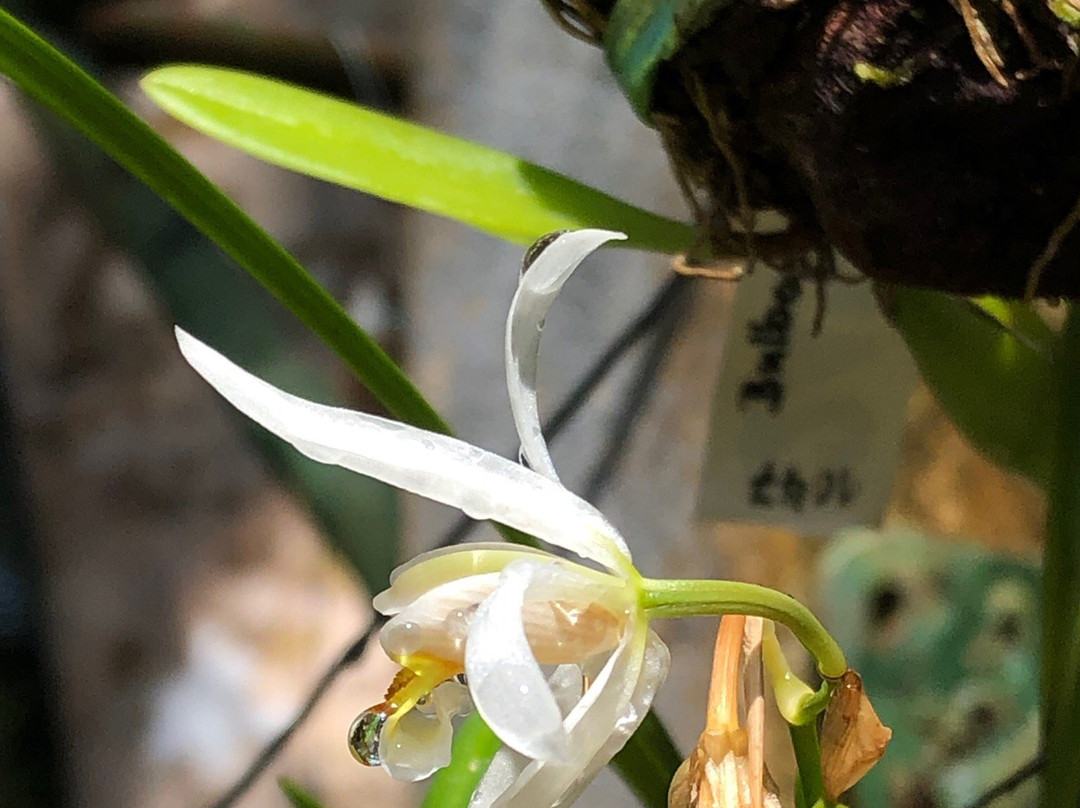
[668,616,782,808]
[820,670,892,802]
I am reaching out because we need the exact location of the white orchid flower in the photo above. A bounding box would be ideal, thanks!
[173,229,669,808]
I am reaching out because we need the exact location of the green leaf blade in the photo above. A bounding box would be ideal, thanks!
[0,7,447,435]
[420,714,503,808]
[140,65,695,254]
[279,778,329,808]
[1041,307,1080,808]
[890,288,1055,487]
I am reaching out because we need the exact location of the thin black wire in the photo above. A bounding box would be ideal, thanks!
[206,274,689,808]
[957,755,1043,808]
[583,276,690,502]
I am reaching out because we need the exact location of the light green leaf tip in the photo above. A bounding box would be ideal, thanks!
[141,65,695,254]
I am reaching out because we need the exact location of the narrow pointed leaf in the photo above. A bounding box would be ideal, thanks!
[140,65,695,253]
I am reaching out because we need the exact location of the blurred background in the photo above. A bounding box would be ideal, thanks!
[0,1,1048,807]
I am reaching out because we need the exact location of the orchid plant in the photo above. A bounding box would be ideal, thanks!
[3,8,1079,807]
[175,230,864,808]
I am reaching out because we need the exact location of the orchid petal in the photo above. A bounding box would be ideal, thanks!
[554,629,671,807]
[175,328,632,572]
[505,230,626,482]
[381,559,627,668]
[469,665,584,808]
[380,573,501,664]
[374,544,549,615]
[470,747,531,808]
[547,665,586,714]
[380,681,469,781]
[472,618,668,808]
[465,561,572,763]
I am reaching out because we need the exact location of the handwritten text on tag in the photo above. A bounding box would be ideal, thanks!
[696,264,917,535]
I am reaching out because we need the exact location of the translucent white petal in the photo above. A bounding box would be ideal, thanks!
[470,746,531,808]
[505,230,626,482]
[547,665,586,715]
[380,681,467,781]
[483,622,669,808]
[473,628,638,808]
[380,573,500,664]
[547,630,671,808]
[175,328,632,573]
[466,560,572,763]
[468,664,583,808]
[374,544,549,615]
[380,560,628,668]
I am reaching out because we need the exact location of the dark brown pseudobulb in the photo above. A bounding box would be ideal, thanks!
[650,0,1080,297]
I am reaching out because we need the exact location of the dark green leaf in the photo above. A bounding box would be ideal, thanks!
[1041,305,1080,808]
[890,288,1055,486]
[0,6,448,434]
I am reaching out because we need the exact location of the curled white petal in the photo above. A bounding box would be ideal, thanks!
[380,558,627,667]
[470,746,530,808]
[549,630,671,808]
[506,230,626,482]
[469,665,583,808]
[474,622,669,808]
[466,561,572,763]
[175,328,632,573]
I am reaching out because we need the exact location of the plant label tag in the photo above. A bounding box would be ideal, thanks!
[696,263,917,535]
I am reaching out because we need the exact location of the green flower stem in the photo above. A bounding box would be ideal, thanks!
[763,621,830,725]
[790,721,829,808]
[641,578,847,679]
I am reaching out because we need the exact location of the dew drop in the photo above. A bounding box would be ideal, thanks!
[348,709,388,766]
[446,605,478,653]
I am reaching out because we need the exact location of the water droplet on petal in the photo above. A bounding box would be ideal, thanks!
[348,709,388,766]
[446,605,478,653]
